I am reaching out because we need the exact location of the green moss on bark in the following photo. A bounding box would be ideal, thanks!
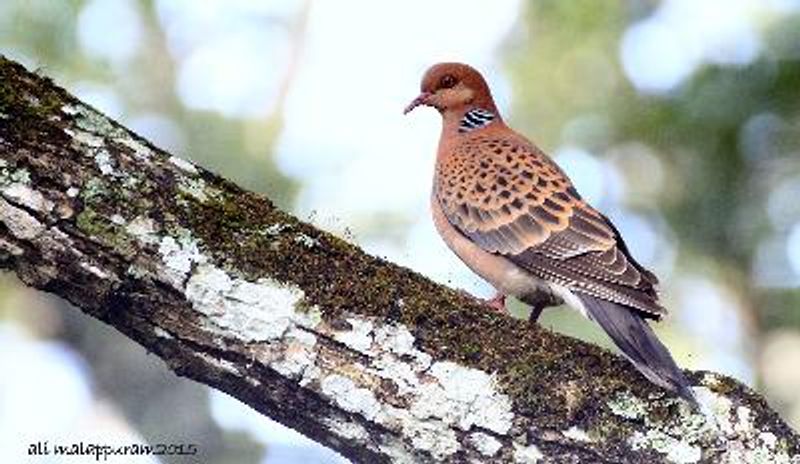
[0,58,65,123]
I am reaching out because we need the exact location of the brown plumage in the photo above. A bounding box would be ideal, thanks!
[405,62,696,404]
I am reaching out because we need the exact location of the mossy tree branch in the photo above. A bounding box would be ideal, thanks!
[0,56,797,463]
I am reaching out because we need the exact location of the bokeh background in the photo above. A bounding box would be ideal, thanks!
[2,0,799,462]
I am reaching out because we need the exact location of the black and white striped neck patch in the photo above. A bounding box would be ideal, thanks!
[458,108,496,133]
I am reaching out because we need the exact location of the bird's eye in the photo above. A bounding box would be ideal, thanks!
[439,74,457,89]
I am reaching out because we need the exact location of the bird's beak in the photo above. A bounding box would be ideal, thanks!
[403,92,432,114]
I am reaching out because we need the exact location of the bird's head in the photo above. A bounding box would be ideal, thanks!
[404,62,497,116]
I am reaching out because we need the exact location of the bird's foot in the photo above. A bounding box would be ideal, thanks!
[460,290,507,313]
[484,293,507,312]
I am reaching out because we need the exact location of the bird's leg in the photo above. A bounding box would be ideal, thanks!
[523,290,563,324]
[528,303,546,323]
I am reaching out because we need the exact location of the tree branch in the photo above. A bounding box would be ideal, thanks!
[0,56,797,463]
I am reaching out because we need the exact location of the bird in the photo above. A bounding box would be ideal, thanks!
[404,62,696,405]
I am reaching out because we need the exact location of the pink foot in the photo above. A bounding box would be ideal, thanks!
[485,293,507,312]
[460,290,507,313]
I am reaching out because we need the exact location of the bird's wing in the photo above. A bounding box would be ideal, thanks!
[435,134,664,318]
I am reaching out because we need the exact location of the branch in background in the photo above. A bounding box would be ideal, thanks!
[0,56,797,463]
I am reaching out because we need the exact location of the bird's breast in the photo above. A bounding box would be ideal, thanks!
[430,193,548,299]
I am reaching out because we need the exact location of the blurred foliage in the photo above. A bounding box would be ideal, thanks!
[613,50,800,267]
[506,0,631,148]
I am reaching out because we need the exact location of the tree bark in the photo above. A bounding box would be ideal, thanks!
[0,55,797,464]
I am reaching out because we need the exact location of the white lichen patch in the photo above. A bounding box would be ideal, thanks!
[416,361,513,434]
[0,167,41,214]
[178,177,211,201]
[513,443,543,463]
[61,104,79,116]
[333,324,427,397]
[0,166,30,185]
[608,391,647,420]
[734,406,753,434]
[333,318,374,353]
[295,315,517,460]
[294,233,318,248]
[158,232,207,287]
[169,155,198,174]
[185,264,312,343]
[620,382,799,464]
[1,183,54,213]
[270,326,319,385]
[0,237,24,255]
[373,323,432,373]
[321,374,382,421]
[468,432,502,457]
[325,317,514,436]
[66,103,154,166]
[121,176,140,190]
[260,223,290,236]
[373,355,419,395]
[562,426,592,442]
[373,324,415,356]
[66,187,80,198]
[331,322,431,378]
[323,416,369,442]
[70,103,125,140]
[153,327,173,339]
[695,387,738,435]
[0,198,45,240]
[320,317,515,459]
[125,216,159,244]
[80,262,111,279]
[759,432,777,449]
[179,260,323,382]
[630,430,701,464]
[621,392,710,463]
[80,178,106,200]
[196,352,241,376]
[65,127,105,148]
[94,149,117,176]
[119,137,154,161]
[694,386,798,463]
[408,419,461,459]
[126,263,150,279]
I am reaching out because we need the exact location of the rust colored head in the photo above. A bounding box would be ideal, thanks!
[404,62,498,116]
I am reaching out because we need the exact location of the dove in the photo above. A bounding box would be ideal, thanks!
[404,62,696,404]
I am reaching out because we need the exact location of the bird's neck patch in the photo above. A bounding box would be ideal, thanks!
[458,108,496,133]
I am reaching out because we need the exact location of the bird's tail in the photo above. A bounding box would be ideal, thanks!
[576,293,697,406]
